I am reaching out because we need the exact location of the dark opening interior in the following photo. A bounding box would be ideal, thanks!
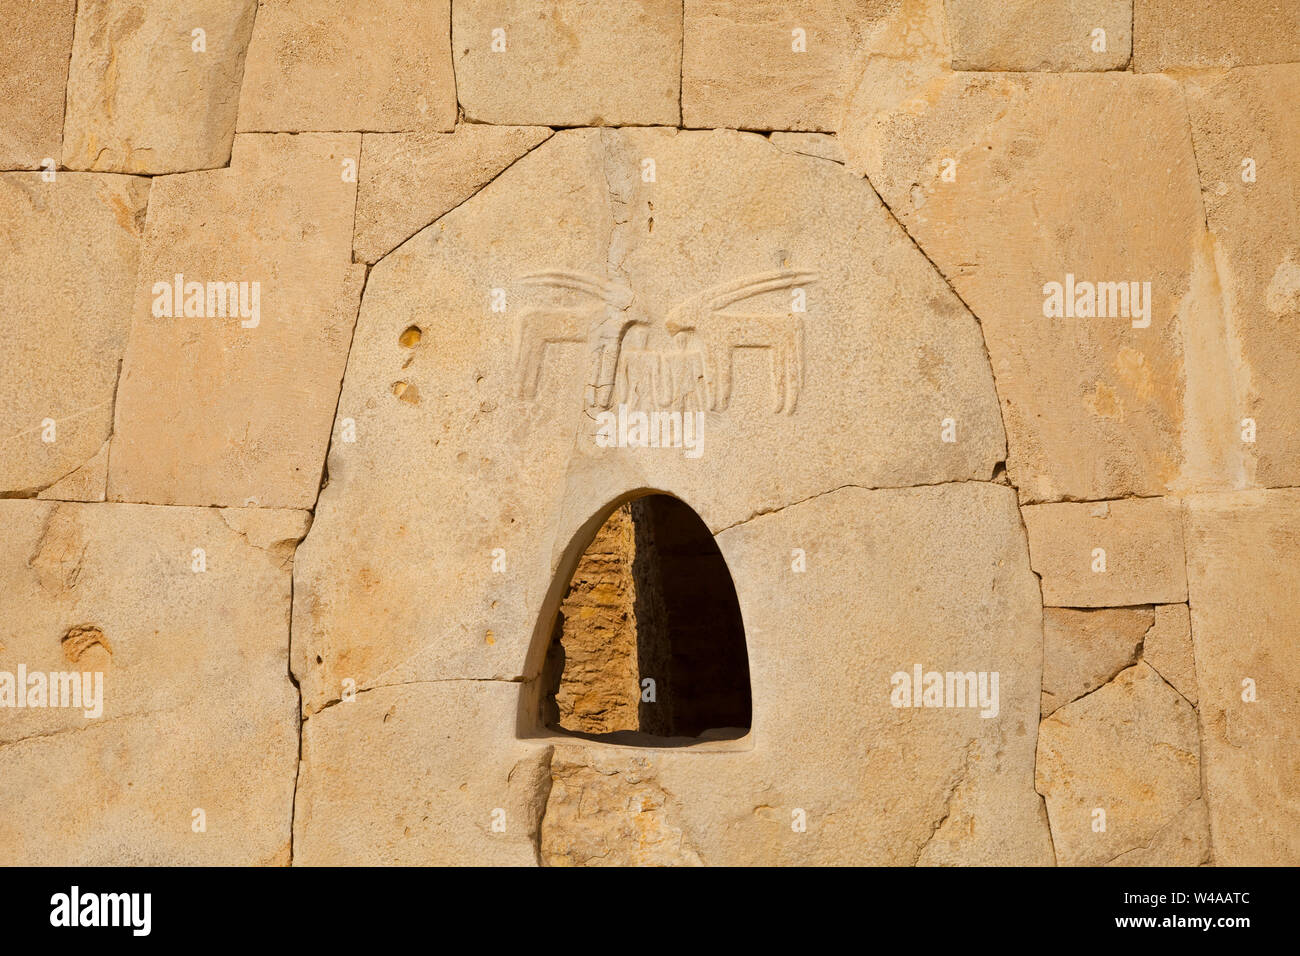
[539,494,751,743]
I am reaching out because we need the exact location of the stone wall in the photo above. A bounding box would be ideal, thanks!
[1,0,1297,866]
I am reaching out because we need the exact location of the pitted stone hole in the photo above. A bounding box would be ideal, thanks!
[539,494,751,745]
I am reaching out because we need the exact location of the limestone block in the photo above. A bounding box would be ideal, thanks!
[1186,65,1300,489]
[1184,490,1300,865]
[453,0,681,126]
[1040,607,1150,717]
[1134,0,1300,71]
[0,501,305,865]
[62,0,258,173]
[238,0,456,132]
[292,127,1005,717]
[945,0,1131,71]
[843,71,1239,503]
[107,133,365,509]
[0,0,76,169]
[768,132,845,164]
[1143,603,1197,705]
[354,125,552,264]
[1023,498,1187,607]
[0,173,148,497]
[1036,662,1202,866]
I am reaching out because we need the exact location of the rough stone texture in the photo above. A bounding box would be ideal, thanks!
[0,0,76,169]
[682,0,889,131]
[1144,603,1197,705]
[842,70,1242,503]
[1184,490,1300,865]
[1105,797,1211,866]
[1134,0,1300,71]
[293,682,548,865]
[292,127,1005,716]
[454,0,681,126]
[62,0,257,174]
[1186,65,1300,489]
[238,0,456,133]
[1036,662,1202,866]
[768,132,845,164]
[0,173,149,497]
[1023,498,1187,607]
[1040,607,1150,718]
[0,501,305,864]
[354,125,552,264]
[945,0,1132,71]
[107,134,365,509]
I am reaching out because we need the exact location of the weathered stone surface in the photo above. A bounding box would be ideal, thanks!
[62,0,257,173]
[293,682,547,865]
[37,440,111,503]
[1184,490,1300,865]
[945,0,1131,71]
[238,0,456,133]
[0,0,76,169]
[1037,662,1201,866]
[0,173,148,497]
[354,125,552,264]
[1105,797,1211,866]
[682,0,887,131]
[843,70,1243,503]
[0,501,305,864]
[1186,65,1300,489]
[293,127,1005,716]
[1041,607,1150,717]
[453,0,681,126]
[1023,498,1186,607]
[295,483,1051,864]
[1134,0,1300,71]
[107,134,365,509]
[1144,603,1197,705]
[768,131,845,163]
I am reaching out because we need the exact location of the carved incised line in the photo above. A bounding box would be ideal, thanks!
[515,269,818,415]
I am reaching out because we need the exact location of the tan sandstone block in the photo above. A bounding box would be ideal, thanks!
[1184,490,1300,865]
[0,173,148,497]
[1040,607,1151,717]
[1037,662,1202,866]
[682,0,889,131]
[0,501,305,865]
[292,127,1005,716]
[62,0,257,173]
[945,0,1131,71]
[1106,798,1211,866]
[107,133,364,509]
[0,0,76,168]
[354,125,552,264]
[1186,65,1300,489]
[453,0,681,126]
[842,71,1240,503]
[1023,498,1187,607]
[1134,0,1300,71]
[1144,603,1197,706]
[238,0,456,133]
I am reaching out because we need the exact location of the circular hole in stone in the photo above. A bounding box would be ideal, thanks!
[398,326,422,348]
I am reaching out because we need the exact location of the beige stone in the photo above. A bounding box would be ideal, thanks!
[354,125,552,264]
[62,0,257,173]
[945,0,1132,71]
[1041,607,1150,717]
[1023,498,1186,607]
[238,0,456,133]
[1037,662,1201,866]
[1144,603,1197,705]
[0,501,305,864]
[453,0,681,126]
[1105,797,1211,866]
[292,126,1005,716]
[842,70,1242,503]
[107,134,365,509]
[1134,0,1300,71]
[768,131,845,163]
[0,0,76,169]
[682,0,890,131]
[1186,65,1300,489]
[0,173,148,497]
[1184,490,1300,865]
